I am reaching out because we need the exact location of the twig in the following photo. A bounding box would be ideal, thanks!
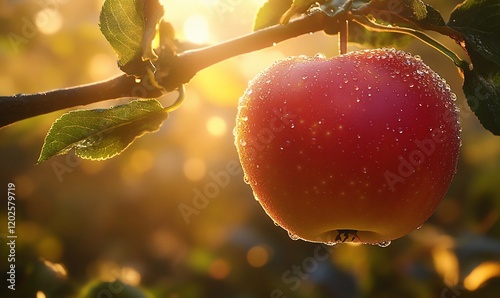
[0,11,329,128]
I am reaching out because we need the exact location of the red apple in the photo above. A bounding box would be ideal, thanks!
[234,48,461,245]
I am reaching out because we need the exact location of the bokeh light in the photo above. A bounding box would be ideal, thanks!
[209,258,231,280]
[206,116,227,137]
[35,9,63,35]
[183,158,207,181]
[247,245,270,268]
[183,14,210,44]
[2,0,500,297]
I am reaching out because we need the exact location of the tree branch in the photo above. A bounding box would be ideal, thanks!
[0,11,329,128]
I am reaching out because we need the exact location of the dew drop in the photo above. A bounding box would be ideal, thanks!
[243,175,250,184]
[315,53,326,59]
[239,139,247,147]
[288,231,300,241]
[376,241,391,247]
[302,75,308,80]
[274,221,280,226]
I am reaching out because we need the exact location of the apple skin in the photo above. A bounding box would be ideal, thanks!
[234,48,461,245]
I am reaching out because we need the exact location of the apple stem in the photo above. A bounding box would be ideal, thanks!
[338,19,349,55]
[351,15,470,72]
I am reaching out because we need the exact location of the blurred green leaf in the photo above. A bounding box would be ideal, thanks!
[80,280,151,298]
[38,99,168,163]
[253,0,292,31]
[356,0,445,29]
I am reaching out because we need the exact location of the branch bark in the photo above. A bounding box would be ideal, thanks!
[0,11,330,128]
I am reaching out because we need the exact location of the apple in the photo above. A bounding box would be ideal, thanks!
[234,48,461,245]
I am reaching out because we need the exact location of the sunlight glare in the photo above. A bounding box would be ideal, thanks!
[183,158,207,181]
[35,9,63,35]
[184,14,210,44]
[206,116,227,137]
[121,266,142,286]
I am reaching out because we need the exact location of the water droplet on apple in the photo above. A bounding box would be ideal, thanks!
[315,53,326,59]
[243,174,250,184]
[376,241,391,247]
[288,231,299,240]
[239,139,247,146]
[274,221,280,226]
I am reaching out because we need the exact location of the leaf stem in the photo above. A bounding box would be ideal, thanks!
[164,85,185,112]
[351,15,470,72]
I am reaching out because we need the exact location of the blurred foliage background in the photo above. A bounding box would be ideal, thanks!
[1,0,500,297]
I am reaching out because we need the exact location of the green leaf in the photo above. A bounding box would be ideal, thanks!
[447,0,500,135]
[142,0,165,61]
[355,0,445,30]
[448,0,500,73]
[463,70,500,135]
[253,0,292,31]
[38,99,168,163]
[347,22,412,48]
[99,0,165,76]
[99,0,145,67]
